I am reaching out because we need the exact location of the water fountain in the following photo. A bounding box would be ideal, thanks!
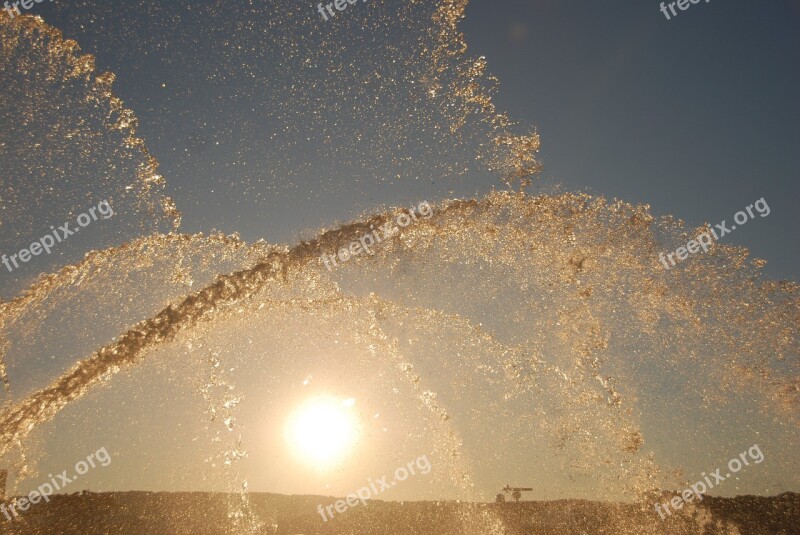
[0,1,797,533]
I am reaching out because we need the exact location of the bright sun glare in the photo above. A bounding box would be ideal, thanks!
[286,396,359,468]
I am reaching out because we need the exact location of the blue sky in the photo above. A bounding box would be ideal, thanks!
[461,0,799,280]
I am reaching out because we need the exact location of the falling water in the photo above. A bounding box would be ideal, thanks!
[1,1,797,533]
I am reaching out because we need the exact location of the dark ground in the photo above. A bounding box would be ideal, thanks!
[1,491,798,534]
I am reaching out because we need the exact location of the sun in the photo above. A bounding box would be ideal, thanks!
[285,396,359,468]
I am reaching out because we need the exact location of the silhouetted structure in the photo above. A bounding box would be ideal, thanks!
[500,485,533,502]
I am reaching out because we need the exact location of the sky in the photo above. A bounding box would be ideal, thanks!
[3,0,798,281]
[1,0,798,505]
[460,0,800,281]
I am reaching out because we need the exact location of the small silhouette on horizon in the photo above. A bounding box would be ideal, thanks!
[496,485,533,503]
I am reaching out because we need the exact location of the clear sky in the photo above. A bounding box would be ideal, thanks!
[461,0,800,281]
